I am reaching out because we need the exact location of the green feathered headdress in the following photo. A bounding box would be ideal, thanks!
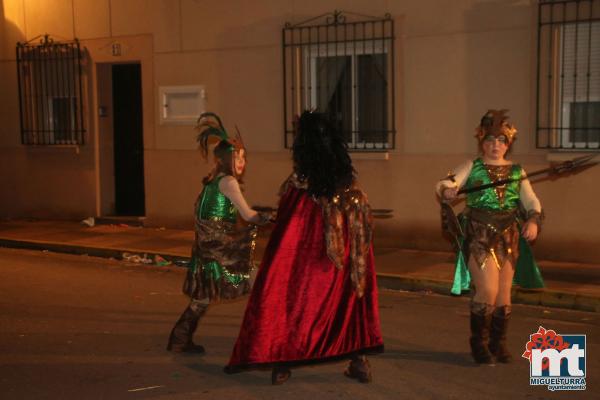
[195,112,246,159]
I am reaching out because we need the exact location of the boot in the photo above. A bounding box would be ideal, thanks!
[469,302,494,365]
[344,354,372,383]
[489,305,512,363]
[271,365,291,385]
[167,301,208,353]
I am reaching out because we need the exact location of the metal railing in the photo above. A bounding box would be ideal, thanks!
[282,10,395,151]
[536,0,600,150]
[16,35,86,146]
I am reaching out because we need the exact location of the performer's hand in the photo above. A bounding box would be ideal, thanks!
[521,221,538,242]
[442,187,458,201]
[255,211,273,226]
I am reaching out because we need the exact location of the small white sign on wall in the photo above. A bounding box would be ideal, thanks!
[159,85,206,125]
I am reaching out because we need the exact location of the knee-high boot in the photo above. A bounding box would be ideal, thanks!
[469,302,494,364]
[167,300,208,353]
[489,305,512,363]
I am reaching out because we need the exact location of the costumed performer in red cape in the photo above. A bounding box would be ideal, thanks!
[226,111,384,384]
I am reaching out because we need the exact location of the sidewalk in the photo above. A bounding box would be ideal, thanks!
[0,219,598,312]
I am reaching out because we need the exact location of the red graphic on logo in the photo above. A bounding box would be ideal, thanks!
[522,326,570,371]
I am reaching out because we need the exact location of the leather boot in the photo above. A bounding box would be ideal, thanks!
[469,302,494,364]
[167,301,208,353]
[271,365,291,385]
[344,354,372,383]
[489,305,512,363]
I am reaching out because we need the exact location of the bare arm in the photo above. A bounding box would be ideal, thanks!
[219,176,261,223]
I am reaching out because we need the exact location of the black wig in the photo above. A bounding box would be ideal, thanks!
[292,111,355,199]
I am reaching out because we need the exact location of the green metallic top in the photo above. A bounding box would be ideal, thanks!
[197,175,237,223]
[465,158,522,211]
[188,175,248,288]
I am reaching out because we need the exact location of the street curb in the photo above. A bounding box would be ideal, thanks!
[1,238,598,313]
[0,238,190,266]
[512,288,600,313]
[377,273,452,296]
[376,272,599,313]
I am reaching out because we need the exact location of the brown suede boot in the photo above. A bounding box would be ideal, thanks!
[469,302,494,365]
[489,305,512,363]
[167,301,208,353]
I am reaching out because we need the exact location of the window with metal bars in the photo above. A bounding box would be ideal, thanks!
[536,0,600,150]
[282,11,395,151]
[16,35,86,146]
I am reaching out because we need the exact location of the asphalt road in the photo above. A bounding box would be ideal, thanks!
[0,248,597,400]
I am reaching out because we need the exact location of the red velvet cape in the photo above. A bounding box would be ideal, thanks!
[227,185,383,368]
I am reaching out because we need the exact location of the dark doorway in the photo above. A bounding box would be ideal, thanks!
[112,64,145,216]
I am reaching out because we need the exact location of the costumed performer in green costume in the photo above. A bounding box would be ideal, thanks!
[435,110,544,365]
[167,112,271,353]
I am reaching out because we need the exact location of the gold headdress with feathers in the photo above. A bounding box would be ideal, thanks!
[475,109,517,145]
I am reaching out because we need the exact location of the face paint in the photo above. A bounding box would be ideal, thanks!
[483,134,507,142]
[482,135,509,161]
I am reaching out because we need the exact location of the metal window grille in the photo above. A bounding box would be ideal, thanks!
[536,0,600,150]
[16,35,86,145]
[282,10,395,151]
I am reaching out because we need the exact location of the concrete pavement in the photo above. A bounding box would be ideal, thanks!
[0,219,598,312]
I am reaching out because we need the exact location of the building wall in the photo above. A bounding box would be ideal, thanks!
[1,0,599,262]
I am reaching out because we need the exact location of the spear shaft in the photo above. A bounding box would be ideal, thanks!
[457,154,597,195]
